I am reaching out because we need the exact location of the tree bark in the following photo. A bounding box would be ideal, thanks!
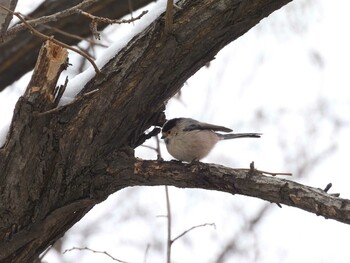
[133,161,350,225]
[0,0,297,262]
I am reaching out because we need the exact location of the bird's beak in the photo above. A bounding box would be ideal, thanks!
[161,133,166,139]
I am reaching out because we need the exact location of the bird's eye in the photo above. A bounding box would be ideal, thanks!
[167,130,171,135]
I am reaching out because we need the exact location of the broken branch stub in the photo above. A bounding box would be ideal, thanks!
[24,40,68,111]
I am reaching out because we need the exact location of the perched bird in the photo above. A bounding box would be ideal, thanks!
[161,118,261,162]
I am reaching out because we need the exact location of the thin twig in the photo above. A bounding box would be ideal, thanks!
[324,183,332,193]
[22,16,108,48]
[17,12,107,47]
[255,169,292,176]
[143,244,150,263]
[63,246,131,263]
[240,168,292,177]
[140,145,158,151]
[4,0,99,37]
[77,9,148,40]
[78,9,148,25]
[155,133,162,160]
[165,0,174,34]
[0,4,101,74]
[323,183,340,197]
[165,185,172,263]
[51,27,108,47]
[171,223,216,244]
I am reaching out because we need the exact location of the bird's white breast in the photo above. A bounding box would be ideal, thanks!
[166,130,219,162]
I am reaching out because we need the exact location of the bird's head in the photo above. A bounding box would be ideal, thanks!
[161,118,183,144]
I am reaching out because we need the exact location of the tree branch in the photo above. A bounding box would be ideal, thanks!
[131,160,350,225]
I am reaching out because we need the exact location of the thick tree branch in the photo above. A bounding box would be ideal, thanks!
[131,160,350,225]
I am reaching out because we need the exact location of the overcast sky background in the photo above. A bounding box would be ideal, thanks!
[1,0,350,262]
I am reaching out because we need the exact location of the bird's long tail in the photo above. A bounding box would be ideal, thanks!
[217,133,262,140]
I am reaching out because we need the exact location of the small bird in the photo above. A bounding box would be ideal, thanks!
[161,118,261,162]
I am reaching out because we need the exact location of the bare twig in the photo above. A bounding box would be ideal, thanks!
[165,0,174,34]
[146,135,171,263]
[324,183,332,193]
[24,17,108,48]
[77,9,148,40]
[246,161,292,176]
[323,183,340,197]
[143,244,150,263]
[165,185,172,263]
[155,133,162,160]
[253,169,292,176]
[4,0,99,37]
[0,4,101,74]
[63,246,131,263]
[172,223,216,244]
[79,9,148,25]
[140,144,158,151]
[9,11,108,47]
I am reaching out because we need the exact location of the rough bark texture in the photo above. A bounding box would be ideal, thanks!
[134,161,350,224]
[0,0,153,91]
[0,0,312,262]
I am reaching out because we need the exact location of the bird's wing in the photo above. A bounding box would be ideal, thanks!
[183,121,233,132]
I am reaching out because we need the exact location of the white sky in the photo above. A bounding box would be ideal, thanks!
[1,0,350,262]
